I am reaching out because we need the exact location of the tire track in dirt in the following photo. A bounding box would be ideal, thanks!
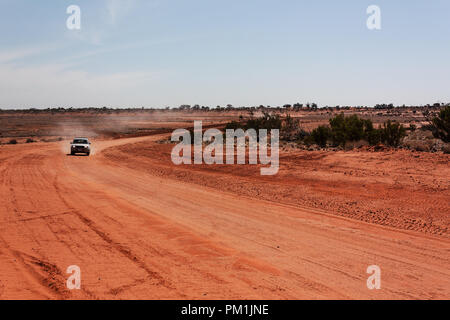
[0,235,68,299]
[1,138,449,299]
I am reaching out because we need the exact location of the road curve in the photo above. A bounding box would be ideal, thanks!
[0,136,449,299]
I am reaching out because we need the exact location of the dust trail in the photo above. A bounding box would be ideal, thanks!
[50,111,216,155]
[52,119,97,155]
[52,113,162,155]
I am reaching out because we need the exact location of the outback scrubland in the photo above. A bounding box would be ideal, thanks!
[0,104,449,299]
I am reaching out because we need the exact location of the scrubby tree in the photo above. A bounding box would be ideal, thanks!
[430,105,450,142]
[283,114,299,132]
[329,114,347,146]
[328,114,377,147]
[366,127,382,145]
[224,120,243,131]
[380,120,406,147]
[245,112,281,132]
[311,125,331,147]
[223,112,282,134]
[308,115,405,148]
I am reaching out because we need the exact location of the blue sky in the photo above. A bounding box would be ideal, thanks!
[0,0,449,108]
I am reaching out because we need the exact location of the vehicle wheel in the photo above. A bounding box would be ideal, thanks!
[86,152,90,156]
[71,151,75,155]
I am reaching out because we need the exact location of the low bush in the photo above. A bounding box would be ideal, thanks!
[311,125,331,147]
[380,120,406,147]
[295,129,310,141]
[246,112,282,132]
[307,114,405,148]
[329,114,376,147]
[223,112,282,133]
[430,105,450,142]
[224,120,244,131]
[366,128,382,145]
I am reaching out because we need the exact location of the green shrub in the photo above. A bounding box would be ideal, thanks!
[380,120,406,147]
[309,115,406,148]
[328,114,378,147]
[366,128,382,145]
[344,116,367,141]
[328,114,347,146]
[8,139,17,145]
[430,105,450,142]
[224,120,244,131]
[295,129,310,141]
[224,112,282,133]
[246,112,282,132]
[311,125,331,147]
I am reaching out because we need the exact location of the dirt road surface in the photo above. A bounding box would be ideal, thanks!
[0,136,449,299]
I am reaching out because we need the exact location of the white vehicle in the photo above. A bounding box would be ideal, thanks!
[70,137,91,156]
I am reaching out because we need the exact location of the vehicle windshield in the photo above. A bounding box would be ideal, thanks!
[73,139,88,144]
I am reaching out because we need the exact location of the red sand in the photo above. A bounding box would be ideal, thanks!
[0,134,448,299]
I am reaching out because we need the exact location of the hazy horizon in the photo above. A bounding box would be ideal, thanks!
[1,0,449,109]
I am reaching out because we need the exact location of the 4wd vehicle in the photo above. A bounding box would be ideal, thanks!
[70,138,91,156]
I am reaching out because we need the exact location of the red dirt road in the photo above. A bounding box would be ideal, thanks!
[0,136,449,299]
